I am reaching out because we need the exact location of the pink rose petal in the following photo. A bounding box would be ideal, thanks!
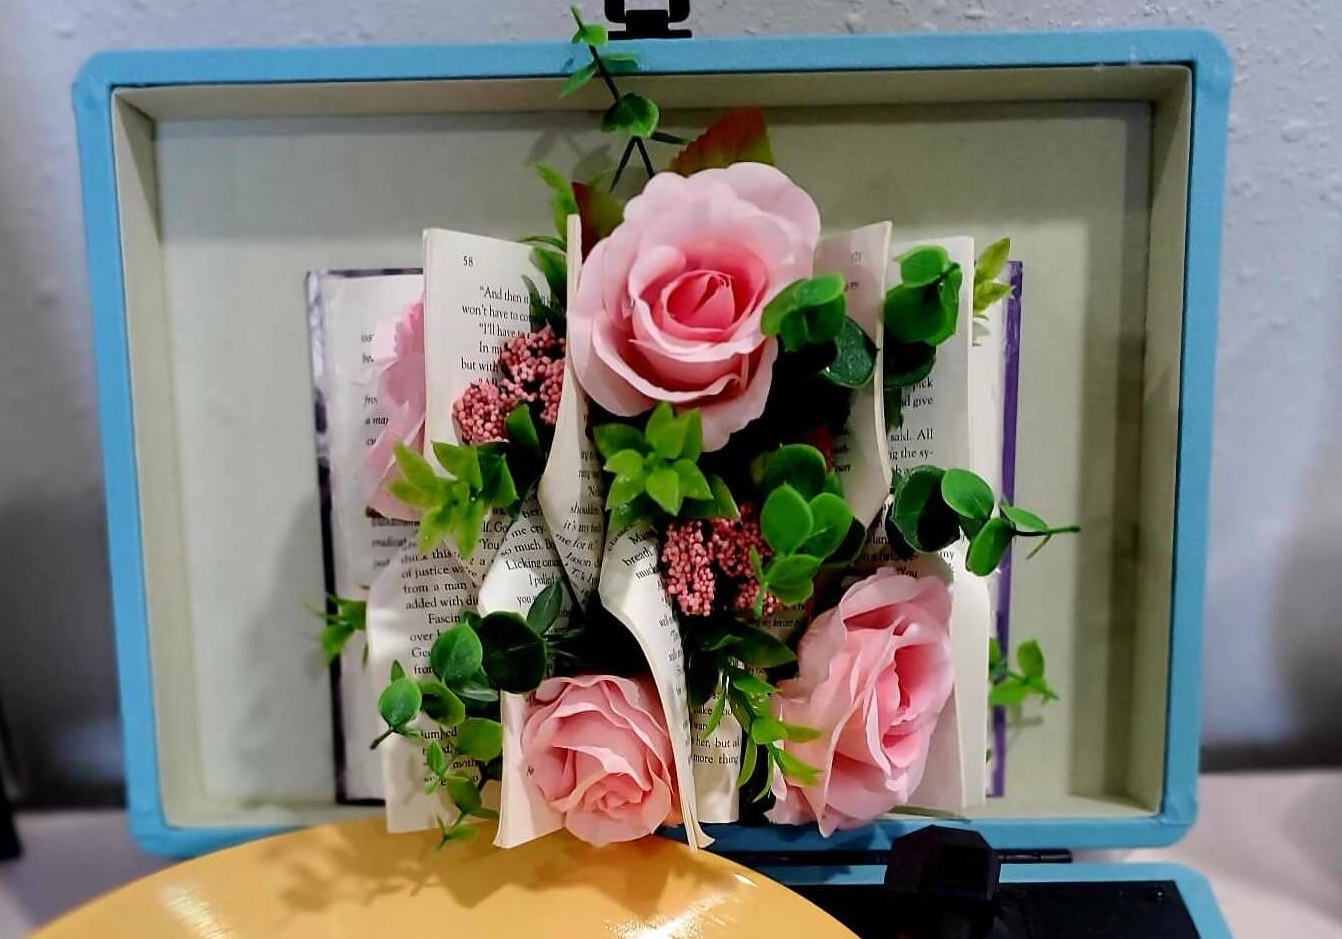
[567,165,819,450]
[767,570,954,833]
[520,675,680,847]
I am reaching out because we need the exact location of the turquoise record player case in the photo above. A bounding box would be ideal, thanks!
[74,24,1231,938]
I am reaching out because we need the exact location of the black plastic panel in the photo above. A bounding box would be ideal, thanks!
[792,880,1203,939]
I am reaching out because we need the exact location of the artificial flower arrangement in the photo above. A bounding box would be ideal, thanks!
[321,8,1073,851]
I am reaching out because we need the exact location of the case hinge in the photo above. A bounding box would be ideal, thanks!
[604,0,693,39]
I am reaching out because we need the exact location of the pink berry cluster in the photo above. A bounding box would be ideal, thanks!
[659,504,780,619]
[452,325,566,446]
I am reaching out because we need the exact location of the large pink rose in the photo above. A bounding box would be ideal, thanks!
[521,675,681,847]
[568,163,821,451]
[362,298,425,520]
[768,569,954,836]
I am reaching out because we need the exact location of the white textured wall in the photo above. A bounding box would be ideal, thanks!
[0,0,1337,801]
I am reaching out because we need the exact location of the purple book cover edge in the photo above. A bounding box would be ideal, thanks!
[990,261,1024,798]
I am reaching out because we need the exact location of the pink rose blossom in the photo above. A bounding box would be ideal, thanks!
[768,569,954,836]
[522,674,681,847]
[363,298,425,520]
[568,163,821,451]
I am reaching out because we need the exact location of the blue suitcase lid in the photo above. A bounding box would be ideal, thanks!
[74,27,1229,859]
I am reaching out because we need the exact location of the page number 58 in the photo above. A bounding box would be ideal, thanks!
[462,255,474,267]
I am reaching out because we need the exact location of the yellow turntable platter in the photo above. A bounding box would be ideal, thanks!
[32,819,857,939]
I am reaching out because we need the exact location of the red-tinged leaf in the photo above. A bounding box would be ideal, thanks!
[573,182,625,258]
[669,107,774,176]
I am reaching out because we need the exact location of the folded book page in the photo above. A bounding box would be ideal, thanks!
[862,236,988,813]
[818,223,896,531]
[478,495,572,848]
[421,229,541,584]
[599,524,712,848]
[306,269,423,803]
[365,544,484,833]
[538,217,605,606]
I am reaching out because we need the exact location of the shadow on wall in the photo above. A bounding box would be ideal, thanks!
[0,493,125,807]
[1202,291,1342,772]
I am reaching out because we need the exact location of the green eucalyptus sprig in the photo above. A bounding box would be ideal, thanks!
[760,274,877,390]
[882,246,964,426]
[564,6,677,188]
[748,444,865,612]
[684,622,821,798]
[371,588,568,849]
[727,669,822,801]
[316,594,366,665]
[389,442,520,558]
[988,638,1059,707]
[887,465,1079,575]
[595,403,737,527]
[972,237,1012,315]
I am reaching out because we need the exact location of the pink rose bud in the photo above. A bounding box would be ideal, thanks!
[768,568,955,836]
[567,163,821,451]
[521,675,681,847]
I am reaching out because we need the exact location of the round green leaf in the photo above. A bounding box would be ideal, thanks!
[457,717,504,762]
[761,280,806,336]
[778,310,811,351]
[430,625,484,685]
[820,316,877,389]
[730,627,797,668]
[989,678,1032,708]
[527,580,566,634]
[378,677,421,728]
[1001,502,1050,533]
[884,284,951,344]
[766,553,822,588]
[1017,639,1046,679]
[767,576,814,606]
[559,61,599,97]
[805,297,846,344]
[419,680,466,727]
[573,21,608,45]
[760,484,813,555]
[899,246,950,288]
[478,611,548,694]
[763,444,828,499]
[426,740,448,776]
[798,273,847,308]
[602,93,660,139]
[928,265,963,345]
[445,774,483,815]
[941,468,996,524]
[884,340,937,387]
[966,517,1013,576]
[802,492,853,560]
[892,465,961,553]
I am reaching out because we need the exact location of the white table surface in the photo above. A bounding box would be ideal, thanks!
[0,770,1337,938]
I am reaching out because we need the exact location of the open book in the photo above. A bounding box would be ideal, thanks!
[308,226,1023,826]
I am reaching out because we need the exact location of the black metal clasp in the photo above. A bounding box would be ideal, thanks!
[604,0,692,39]
[884,826,1001,939]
